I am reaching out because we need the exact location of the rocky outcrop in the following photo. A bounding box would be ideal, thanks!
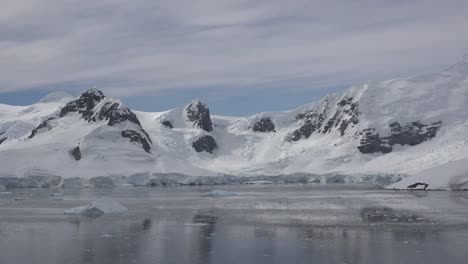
[252,117,275,132]
[288,96,359,141]
[28,89,152,153]
[357,128,392,154]
[358,121,442,154]
[289,110,326,141]
[161,120,173,129]
[28,117,56,138]
[185,100,213,132]
[121,130,152,153]
[192,135,217,153]
[97,101,141,127]
[59,88,105,120]
[0,136,6,145]
[70,146,81,161]
[385,121,442,146]
[322,96,359,135]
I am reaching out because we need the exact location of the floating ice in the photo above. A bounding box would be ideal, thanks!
[243,181,275,185]
[64,198,128,217]
[202,190,238,197]
[62,177,83,188]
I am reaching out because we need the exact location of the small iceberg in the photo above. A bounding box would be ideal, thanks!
[202,190,238,197]
[243,181,275,185]
[64,198,128,217]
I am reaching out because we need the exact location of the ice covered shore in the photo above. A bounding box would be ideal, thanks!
[387,158,468,191]
[0,172,403,189]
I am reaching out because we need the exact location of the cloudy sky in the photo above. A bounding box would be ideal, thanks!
[1,0,467,115]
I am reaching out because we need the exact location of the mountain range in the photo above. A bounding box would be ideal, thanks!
[0,56,467,187]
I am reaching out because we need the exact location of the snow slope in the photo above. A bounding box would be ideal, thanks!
[388,158,468,190]
[0,56,467,184]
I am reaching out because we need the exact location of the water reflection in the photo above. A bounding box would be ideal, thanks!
[1,185,468,264]
[360,206,426,223]
[0,216,461,264]
[192,209,219,264]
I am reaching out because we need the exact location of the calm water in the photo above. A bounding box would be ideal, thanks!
[0,184,468,264]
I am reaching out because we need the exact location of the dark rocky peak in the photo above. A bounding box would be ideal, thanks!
[82,88,105,102]
[97,101,141,127]
[192,135,217,154]
[358,120,442,154]
[252,117,275,133]
[58,88,141,128]
[28,89,152,154]
[59,88,106,120]
[185,100,213,132]
[0,137,6,145]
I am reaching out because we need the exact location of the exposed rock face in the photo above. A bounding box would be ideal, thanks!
[59,89,105,120]
[322,96,359,135]
[97,102,141,127]
[386,121,442,146]
[28,117,56,138]
[70,146,81,161]
[29,89,152,153]
[0,137,6,145]
[192,135,217,153]
[288,96,359,141]
[289,110,326,141]
[121,130,152,153]
[161,120,173,129]
[358,121,442,154]
[357,128,392,154]
[60,90,141,127]
[185,100,213,132]
[252,117,275,132]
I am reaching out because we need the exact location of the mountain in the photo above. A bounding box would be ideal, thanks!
[0,56,467,187]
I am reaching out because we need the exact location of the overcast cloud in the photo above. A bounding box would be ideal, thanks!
[1,0,467,99]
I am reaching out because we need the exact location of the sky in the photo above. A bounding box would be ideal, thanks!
[0,0,467,116]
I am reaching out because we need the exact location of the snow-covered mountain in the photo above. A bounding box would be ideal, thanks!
[0,56,467,186]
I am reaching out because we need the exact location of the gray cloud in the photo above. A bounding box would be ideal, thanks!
[0,0,467,97]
